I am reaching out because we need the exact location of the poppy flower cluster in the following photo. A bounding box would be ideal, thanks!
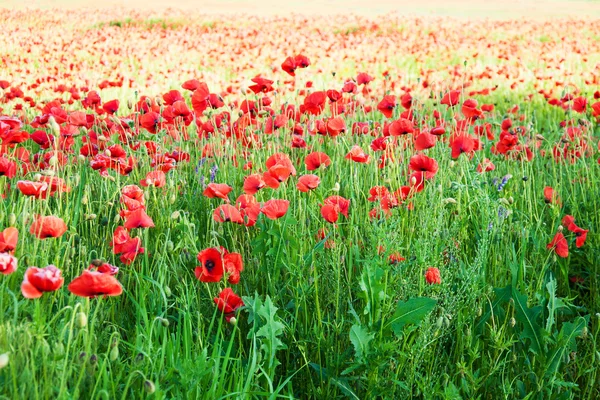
[547,215,589,259]
[195,247,244,321]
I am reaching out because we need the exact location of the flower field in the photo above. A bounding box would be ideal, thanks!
[0,5,599,399]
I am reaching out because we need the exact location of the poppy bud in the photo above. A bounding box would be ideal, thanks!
[464,326,471,337]
[48,116,60,136]
[499,198,510,206]
[114,214,121,224]
[85,214,97,221]
[558,225,564,232]
[109,345,119,362]
[535,134,545,141]
[33,173,42,181]
[81,195,88,205]
[49,156,59,166]
[509,317,516,327]
[449,161,455,168]
[508,196,514,204]
[8,213,16,226]
[332,182,340,192]
[135,352,145,363]
[41,169,55,176]
[79,352,87,363]
[127,99,133,109]
[171,211,180,220]
[442,198,457,205]
[229,317,237,326]
[160,318,169,327]
[89,354,98,365]
[435,316,444,330]
[169,194,176,204]
[104,149,112,158]
[78,154,86,163]
[0,353,9,369]
[165,241,174,252]
[54,343,65,360]
[144,380,156,394]
[164,286,172,297]
[580,326,588,339]
[76,312,88,328]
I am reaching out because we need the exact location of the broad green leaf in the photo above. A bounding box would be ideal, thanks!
[512,287,544,354]
[545,316,588,377]
[349,324,374,360]
[475,285,512,334]
[389,297,437,336]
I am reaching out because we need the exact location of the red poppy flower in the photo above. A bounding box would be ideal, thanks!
[110,227,144,265]
[140,111,161,134]
[68,270,123,297]
[0,156,17,179]
[450,135,476,159]
[243,174,266,195]
[203,183,233,200]
[223,252,244,284]
[305,152,331,171]
[377,95,396,118]
[409,154,438,179]
[389,118,414,136]
[123,208,155,229]
[0,252,17,275]
[543,186,561,206]
[302,91,327,115]
[120,184,146,210]
[572,97,587,113]
[0,227,18,253]
[321,196,350,223]
[389,252,406,264]
[326,117,346,136]
[477,158,495,173]
[140,170,166,188]
[195,247,224,282]
[441,90,461,107]
[261,199,289,219]
[414,132,436,150]
[266,153,296,176]
[297,174,320,192]
[30,216,67,239]
[345,145,370,163]
[214,288,244,321]
[425,267,441,284]
[213,204,244,224]
[562,215,588,248]
[17,180,50,199]
[21,265,64,299]
[357,72,374,85]
[547,232,569,258]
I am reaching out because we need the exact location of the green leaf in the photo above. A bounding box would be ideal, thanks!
[511,287,544,354]
[545,316,588,378]
[349,324,374,360]
[388,297,437,336]
[358,264,386,322]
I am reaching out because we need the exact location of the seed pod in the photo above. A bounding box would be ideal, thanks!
[89,354,98,365]
[171,211,180,220]
[109,346,119,362]
[85,214,97,221]
[76,312,88,328]
[509,317,516,327]
[0,353,9,369]
[144,380,156,394]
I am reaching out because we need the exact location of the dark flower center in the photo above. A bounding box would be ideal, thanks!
[205,260,215,271]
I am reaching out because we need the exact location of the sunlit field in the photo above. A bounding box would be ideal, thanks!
[0,2,599,399]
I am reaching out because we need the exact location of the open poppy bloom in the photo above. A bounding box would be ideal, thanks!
[21,265,64,299]
[0,252,17,275]
[409,154,438,179]
[195,247,224,282]
[261,199,289,219]
[213,204,244,224]
[543,186,561,206]
[561,215,588,248]
[67,270,123,297]
[321,195,350,223]
[214,288,244,322]
[547,232,569,258]
[203,183,233,200]
[305,152,331,171]
[0,227,18,253]
[425,267,441,284]
[30,216,67,239]
[123,208,155,229]
[110,227,145,265]
[297,174,320,192]
[140,170,166,188]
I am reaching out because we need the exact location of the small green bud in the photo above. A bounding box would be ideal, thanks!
[144,380,156,394]
[0,353,9,369]
[76,312,88,328]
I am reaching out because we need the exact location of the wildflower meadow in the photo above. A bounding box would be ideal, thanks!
[0,2,599,399]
